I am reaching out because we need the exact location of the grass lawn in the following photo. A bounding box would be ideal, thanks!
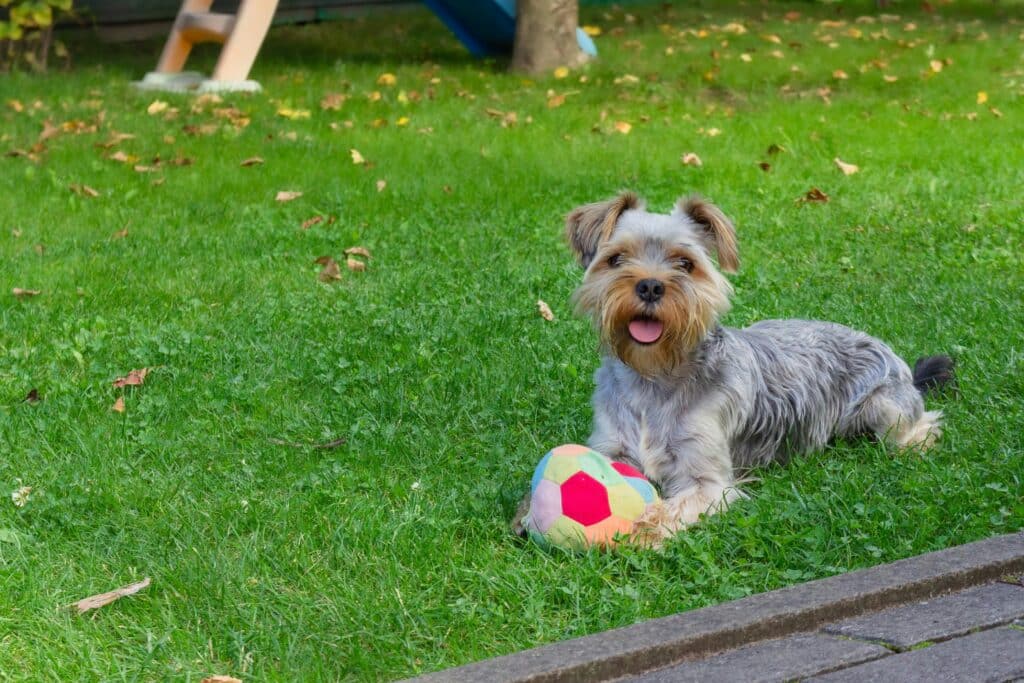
[1,0,1022,679]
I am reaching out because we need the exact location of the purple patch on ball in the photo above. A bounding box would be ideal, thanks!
[527,478,562,534]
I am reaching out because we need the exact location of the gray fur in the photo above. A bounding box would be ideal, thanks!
[575,195,945,540]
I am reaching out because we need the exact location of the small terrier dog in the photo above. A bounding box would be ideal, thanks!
[515,193,953,545]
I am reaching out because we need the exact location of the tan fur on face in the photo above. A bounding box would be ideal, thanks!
[565,193,641,268]
[573,235,731,377]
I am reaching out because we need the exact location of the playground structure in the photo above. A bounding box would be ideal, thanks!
[135,0,598,93]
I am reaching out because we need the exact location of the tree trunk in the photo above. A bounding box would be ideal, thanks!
[511,0,588,74]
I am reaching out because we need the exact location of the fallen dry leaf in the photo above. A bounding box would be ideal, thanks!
[758,161,772,172]
[112,368,150,388]
[377,72,397,86]
[109,150,131,163]
[832,69,849,80]
[553,66,570,79]
[301,216,323,230]
[582,25,601,36]
[315,256,342,282]
[111,396,125,413]
[376,179,387,192]
[537,299,555,322]
[24,388,40,403]
[202,676,242,683]
[240,156,264,167]
[344,246,372,259]
[681,152,703,167]
[320,93,346,110]
[834,157,859,175]
[976,91,988,105]
[276,106,310,120]
[346,258,366,272]
[275,190,302,203]
[767,143,787,156]
[39,119,60,142]
[12,288,41,298]
[350,149,366,165]
[799,187,830,204]
[614,121,632,134]
[70,184,100,198]
[547,93,566,108]
[146,100,168,115]
[112,227,129,239]
[72,577,151,614]
[929,59,943,73]
[94,132,135,149]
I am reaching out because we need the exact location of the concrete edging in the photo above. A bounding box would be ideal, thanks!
[408,532,1024,683]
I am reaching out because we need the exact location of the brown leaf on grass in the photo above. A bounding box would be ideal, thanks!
[112,227,129,239]
[240,156,264,167]
[111,396,125,413]
[758,161,772,172]
[301,215,323,230]
[133,165,157,173]
[12,288,41,298]
[799,187,830,204]
[24,388,40,403]
[70,184,100,198]
[275,191,303,203]
[315,256,342,282]
[537,299,555,322]
[109,150,131,163]
[320,93,347,111]
[547,93,566,108]
[72,577,150,614]
[613,121,632,134]
[183,123,218,136]
[376,179,387,192]
[680,152,703,167]
[344,246,372,259]
[39,120,61,142]
[767,143,787,156]
[94,132,135,150]
[350,149,366,165]
[202,675,242,683]
[834,157,859,175]
[346,258,366,272]
[112,368,150,388]
[147,100,169,115]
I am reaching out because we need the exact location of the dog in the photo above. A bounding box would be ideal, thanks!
[514,192,953,546]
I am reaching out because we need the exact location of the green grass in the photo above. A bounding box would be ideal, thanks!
[1,1,1023,680]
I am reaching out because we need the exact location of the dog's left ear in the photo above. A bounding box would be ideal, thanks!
[565,192,641,268]
[675,197,739,273]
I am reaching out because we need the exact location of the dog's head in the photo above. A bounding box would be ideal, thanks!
[566,193,738,376]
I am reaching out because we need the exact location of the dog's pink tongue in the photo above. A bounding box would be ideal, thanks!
[628,319,664,344]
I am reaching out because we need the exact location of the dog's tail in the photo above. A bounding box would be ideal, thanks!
[912,355,955,395]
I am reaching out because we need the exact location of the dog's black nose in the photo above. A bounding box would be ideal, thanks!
[635,278,665,303]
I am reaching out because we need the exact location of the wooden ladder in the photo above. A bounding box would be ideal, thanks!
[139,0,279,92]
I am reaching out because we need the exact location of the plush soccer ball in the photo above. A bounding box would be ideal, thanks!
[522,444,660,549]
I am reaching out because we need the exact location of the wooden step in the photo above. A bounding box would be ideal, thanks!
[177,11,236,44]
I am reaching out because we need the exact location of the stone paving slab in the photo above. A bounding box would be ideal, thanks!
[806,626,1024,682]
[408,533,1023,683]
[822,581,1024,650]
[626,633,888,683]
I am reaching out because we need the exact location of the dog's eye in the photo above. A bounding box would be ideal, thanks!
[675,257,694,273]
[607,253,623,268]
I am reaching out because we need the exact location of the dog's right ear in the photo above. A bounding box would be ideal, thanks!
[564,192,640,268]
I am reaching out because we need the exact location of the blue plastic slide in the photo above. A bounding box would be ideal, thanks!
[422,0,597,58]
